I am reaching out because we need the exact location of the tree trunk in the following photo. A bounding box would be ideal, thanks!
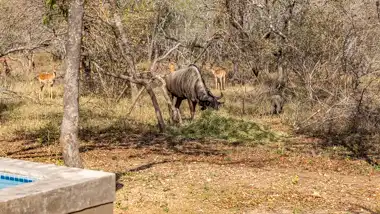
[60,0,84,168]
[27,51,34,73]
[26,31,35,73]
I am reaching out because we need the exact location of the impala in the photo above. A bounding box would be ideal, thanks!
[169,62,176,73]
[38,68,57,100]
[206,63,227,90]
[0,57,10,76]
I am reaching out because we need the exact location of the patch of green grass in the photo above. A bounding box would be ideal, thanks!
[55,159,64,166]
[168,110,278,145]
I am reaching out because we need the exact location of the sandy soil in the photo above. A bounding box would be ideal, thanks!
[1,132,379,214]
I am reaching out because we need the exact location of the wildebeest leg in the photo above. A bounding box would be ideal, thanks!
[188,99,197,120]
[174,97,183,121]
[271,95,284,115]
[272,103,278,114]
[167,94,175,123]
[171,96,179,122]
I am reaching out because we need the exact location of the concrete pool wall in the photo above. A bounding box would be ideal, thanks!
[0,158,115,214]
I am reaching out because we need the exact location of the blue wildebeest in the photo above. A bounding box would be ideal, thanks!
[165,64,223,120]
[270,94,284,114]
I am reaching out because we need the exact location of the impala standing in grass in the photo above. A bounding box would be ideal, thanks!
[38,67,57,100]
[206,63,227,91]
[169,61,176,73]
[0,57,11,76]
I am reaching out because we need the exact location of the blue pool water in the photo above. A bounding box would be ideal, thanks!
[0,172,34,190]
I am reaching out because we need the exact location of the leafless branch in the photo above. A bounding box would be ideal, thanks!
[193,33,223,64]
[0,39,51,58]
[269,24,287,40]
[157,43,181,63]
[126,86,147,116]
[149,43,181,72]
[115,82,129,102]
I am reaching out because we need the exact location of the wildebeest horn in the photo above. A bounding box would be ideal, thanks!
[215,92,223,100]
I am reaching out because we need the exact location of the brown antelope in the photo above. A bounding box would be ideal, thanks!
[169,61,176,73]
[206,63,227,90]
[0,57,11,76]
[38,67,57,100]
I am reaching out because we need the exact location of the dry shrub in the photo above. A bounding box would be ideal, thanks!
[275,1,380,163]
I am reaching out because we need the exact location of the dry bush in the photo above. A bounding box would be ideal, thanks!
[280,0,380,163]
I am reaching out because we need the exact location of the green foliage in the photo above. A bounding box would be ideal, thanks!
[43,0,67,26]
[45,0,56,9]
[42,15,50,25]
[55,159,64,166]
[169,110,278,145]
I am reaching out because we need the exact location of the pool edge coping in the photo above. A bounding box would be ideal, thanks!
[0,158,115,214]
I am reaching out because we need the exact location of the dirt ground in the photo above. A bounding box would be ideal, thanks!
[1,118,379,214]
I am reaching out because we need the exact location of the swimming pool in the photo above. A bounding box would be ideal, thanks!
[0,158,115,214]
[0,172,34,190]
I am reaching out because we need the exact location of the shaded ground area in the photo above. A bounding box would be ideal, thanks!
[0,126,379,214]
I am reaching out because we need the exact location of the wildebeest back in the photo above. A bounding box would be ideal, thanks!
[165,65,211,102]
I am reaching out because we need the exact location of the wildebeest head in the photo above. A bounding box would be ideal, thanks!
[199,92,224,110]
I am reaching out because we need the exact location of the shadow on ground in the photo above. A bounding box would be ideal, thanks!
[6,109,279,156]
